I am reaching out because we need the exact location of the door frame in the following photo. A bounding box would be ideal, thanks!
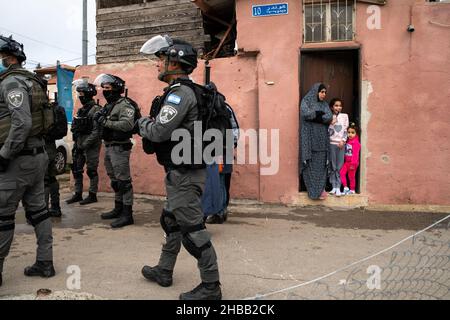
[298,46,363,193]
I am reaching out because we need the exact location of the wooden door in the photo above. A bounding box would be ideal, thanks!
[301,50,358,119]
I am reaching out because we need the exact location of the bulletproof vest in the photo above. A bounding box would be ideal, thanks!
[72,102,95,135]
[102,98,132,142]
[0,68,53,144]
[150,82,205,170]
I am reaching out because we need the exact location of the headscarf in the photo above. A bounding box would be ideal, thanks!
[300,83,332,168]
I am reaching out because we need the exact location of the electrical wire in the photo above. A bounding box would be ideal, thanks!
[0,26,81,56]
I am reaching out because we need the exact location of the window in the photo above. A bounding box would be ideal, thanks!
[303,0,356,43]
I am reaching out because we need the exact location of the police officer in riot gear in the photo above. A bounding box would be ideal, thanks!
[66,79,102,205]
[0,36,55,286]
[138,35,222,300]
[93,74,135,229]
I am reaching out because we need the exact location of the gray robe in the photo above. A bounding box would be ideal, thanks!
[300,83,333,199]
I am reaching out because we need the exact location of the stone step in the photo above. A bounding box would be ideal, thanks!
[292,192,368,210]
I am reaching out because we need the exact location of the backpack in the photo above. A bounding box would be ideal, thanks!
[141,80,240,159]
[183,80,237,154]
[46,103,68,141]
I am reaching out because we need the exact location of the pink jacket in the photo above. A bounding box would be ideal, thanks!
[344,136,361,167]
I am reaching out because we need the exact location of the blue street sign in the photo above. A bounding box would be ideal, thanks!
[252,3,289,17]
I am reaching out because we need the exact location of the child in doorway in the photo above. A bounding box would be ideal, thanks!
[340,123,361,195]
[328,98,349,196]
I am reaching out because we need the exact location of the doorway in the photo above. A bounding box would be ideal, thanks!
[299,48,361,192]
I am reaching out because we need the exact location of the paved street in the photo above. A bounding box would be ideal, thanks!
[0,175,448,300]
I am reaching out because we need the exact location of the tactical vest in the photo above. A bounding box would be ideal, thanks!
[150,81,205,170]
[0,68,53,144]
[102,98,133,143]
[72,102,95,136]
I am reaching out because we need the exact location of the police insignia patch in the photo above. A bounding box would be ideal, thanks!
[126,108,135,118]
[7,90,24,108]
[167,94,181,105]
[160,105,178,124]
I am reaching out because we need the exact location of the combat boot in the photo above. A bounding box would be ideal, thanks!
[179,281,222,300]
[49,206,62,218]
[66,193,83,204]
[141,265,173,287]
[79,192,98,205]
[101,201,123,220]
[205,214,224,224]
[24,261,56,278]
[111,205,134,228]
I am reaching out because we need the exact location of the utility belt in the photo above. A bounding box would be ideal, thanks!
[164,164,206,174]
[17,146,45,157]
[104,142,133,150]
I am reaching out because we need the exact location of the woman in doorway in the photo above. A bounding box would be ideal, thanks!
[301,83,333,200]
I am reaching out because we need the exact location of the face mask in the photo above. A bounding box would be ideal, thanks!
[103,90,120,104]
[79,96,91,106]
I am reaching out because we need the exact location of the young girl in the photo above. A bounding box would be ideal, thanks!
[340,123,361,195]
[328,98,349,196]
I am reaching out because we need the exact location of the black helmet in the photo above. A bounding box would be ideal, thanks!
[72,78,97,98]
[0,35,26,63]
[93,74,125,94]
[140,35,197,74]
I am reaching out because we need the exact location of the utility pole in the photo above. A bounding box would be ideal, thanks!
[82,0,88,65]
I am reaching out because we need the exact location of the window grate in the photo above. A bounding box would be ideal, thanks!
[304,0,356,43]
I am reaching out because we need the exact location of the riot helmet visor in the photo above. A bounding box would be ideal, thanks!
[93,74,118,88]
[72,78,89,91]
[140,35,172,57]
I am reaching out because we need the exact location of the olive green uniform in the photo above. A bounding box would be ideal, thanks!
[0,67,53,274]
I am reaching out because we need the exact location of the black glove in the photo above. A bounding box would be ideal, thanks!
[313,111,325,123]
[93,110,107,126]
[150,96,162,118]
[133,119,141,136]
[0,155,10,173]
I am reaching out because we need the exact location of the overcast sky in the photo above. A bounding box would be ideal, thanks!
[0,0,97,70]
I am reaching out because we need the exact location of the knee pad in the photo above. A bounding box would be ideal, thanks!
[111,181,120,193]
[25,208,51,227]
[182,234,212,259]
[118,179,133,192]
[160,209,180,235]
[180,224,211,259]
[87,169,98,179]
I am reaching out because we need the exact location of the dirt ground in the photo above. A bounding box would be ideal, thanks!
[0,175,448,300]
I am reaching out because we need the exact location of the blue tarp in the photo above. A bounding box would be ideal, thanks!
[56,65,74,123]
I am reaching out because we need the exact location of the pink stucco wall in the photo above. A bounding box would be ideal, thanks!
[75,0,450,206]
[74,57,261,200]
[236,0,303,203]
[355,0,450,205]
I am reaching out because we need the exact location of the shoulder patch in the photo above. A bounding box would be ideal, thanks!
[125,107,135,118]
[167,94,182,105]
[160,105,178,124]
[7,90,24,108]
